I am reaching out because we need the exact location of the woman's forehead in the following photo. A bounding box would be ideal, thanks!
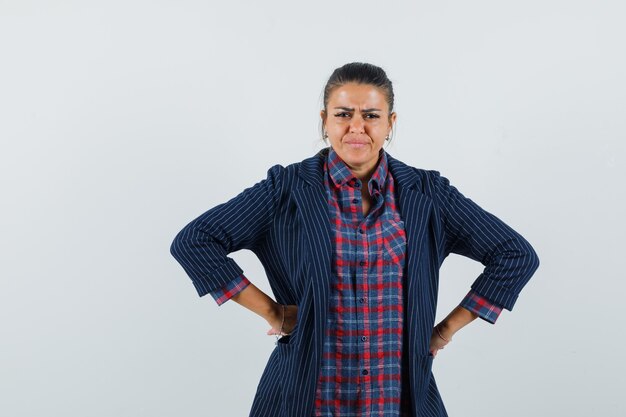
[328,83,387,108]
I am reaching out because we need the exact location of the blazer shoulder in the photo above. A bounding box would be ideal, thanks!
[386,152,440,197]
[265,158,309,207]
[417,167,452,195]
[281,160,304,187]
[404,165,466,212]
[400,163,443,197]
[280,151,324,190]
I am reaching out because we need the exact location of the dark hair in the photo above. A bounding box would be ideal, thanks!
[320,62,396,144]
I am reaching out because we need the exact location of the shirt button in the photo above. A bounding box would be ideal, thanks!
[358,229,364,234]
[362,369,368,375]
[359,260,366,266]
[359,297,365,303]
[361,336,367,341]
[352,198,358,204]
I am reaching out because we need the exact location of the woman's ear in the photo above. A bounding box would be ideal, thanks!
[389,111,397,126]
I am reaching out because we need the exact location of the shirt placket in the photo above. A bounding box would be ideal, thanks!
[351,178,385,417]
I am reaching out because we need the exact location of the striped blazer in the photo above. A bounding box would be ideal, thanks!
[169,147,540,417]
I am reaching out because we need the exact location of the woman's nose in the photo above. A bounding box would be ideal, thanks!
[350,114,365,133]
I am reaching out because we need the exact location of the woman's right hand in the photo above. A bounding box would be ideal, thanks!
[266,303,299,336]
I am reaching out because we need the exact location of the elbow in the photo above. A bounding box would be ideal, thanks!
[169,236,179,259]
[531,249,540,273]
[501,236,540,278]
[523,242,540,276]
[169,228,188,262]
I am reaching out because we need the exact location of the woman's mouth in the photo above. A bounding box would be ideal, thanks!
[345,141,368,148]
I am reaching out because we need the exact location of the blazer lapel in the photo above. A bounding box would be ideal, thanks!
[387,152,434,279]
[389,154,434,370]
[291,150,332,351]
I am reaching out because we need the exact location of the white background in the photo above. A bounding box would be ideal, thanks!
[1,1,624,416]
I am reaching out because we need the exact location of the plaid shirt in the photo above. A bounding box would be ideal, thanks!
[210,148,503,416]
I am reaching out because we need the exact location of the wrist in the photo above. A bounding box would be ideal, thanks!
[437,321,456,341]
[441,305,478,336]
[264,300,281,324]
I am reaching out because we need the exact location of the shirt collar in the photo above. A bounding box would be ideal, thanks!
[327,146,388,193]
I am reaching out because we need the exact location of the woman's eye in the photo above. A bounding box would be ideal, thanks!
[333,112,380,119]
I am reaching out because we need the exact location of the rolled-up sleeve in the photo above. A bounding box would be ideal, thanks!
[432,171,540,311]
[459,289,503,324]
[209,273,251,306]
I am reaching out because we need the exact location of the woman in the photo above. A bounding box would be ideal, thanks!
[170,62,540,417]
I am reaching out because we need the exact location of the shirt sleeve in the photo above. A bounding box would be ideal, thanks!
[459,289,504,324]
[208,273,251,306]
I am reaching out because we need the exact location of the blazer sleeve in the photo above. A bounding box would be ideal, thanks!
[170,164,284,297]
[431,171,540,311]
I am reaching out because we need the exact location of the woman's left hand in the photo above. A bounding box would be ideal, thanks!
[429,323,453,356]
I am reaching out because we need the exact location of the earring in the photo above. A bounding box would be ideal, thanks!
[385,135,390,141]
[323,130,328,139]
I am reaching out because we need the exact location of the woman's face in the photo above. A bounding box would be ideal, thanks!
[321,82,396,174]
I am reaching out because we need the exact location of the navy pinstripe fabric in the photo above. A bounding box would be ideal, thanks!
[170,147,540,417]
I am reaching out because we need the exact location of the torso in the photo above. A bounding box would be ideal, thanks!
[361,187,373,216]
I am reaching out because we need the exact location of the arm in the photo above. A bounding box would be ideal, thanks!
[432,171,540,311]
[170,164,297,334]
[429,171,540,352]
[209,276,298,334]
[430,290,504,354]
[459,289,503,324]
[208,274,252,306]
[169,164,284,297]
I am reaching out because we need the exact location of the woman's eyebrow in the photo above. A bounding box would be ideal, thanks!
[333,107,382,112]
